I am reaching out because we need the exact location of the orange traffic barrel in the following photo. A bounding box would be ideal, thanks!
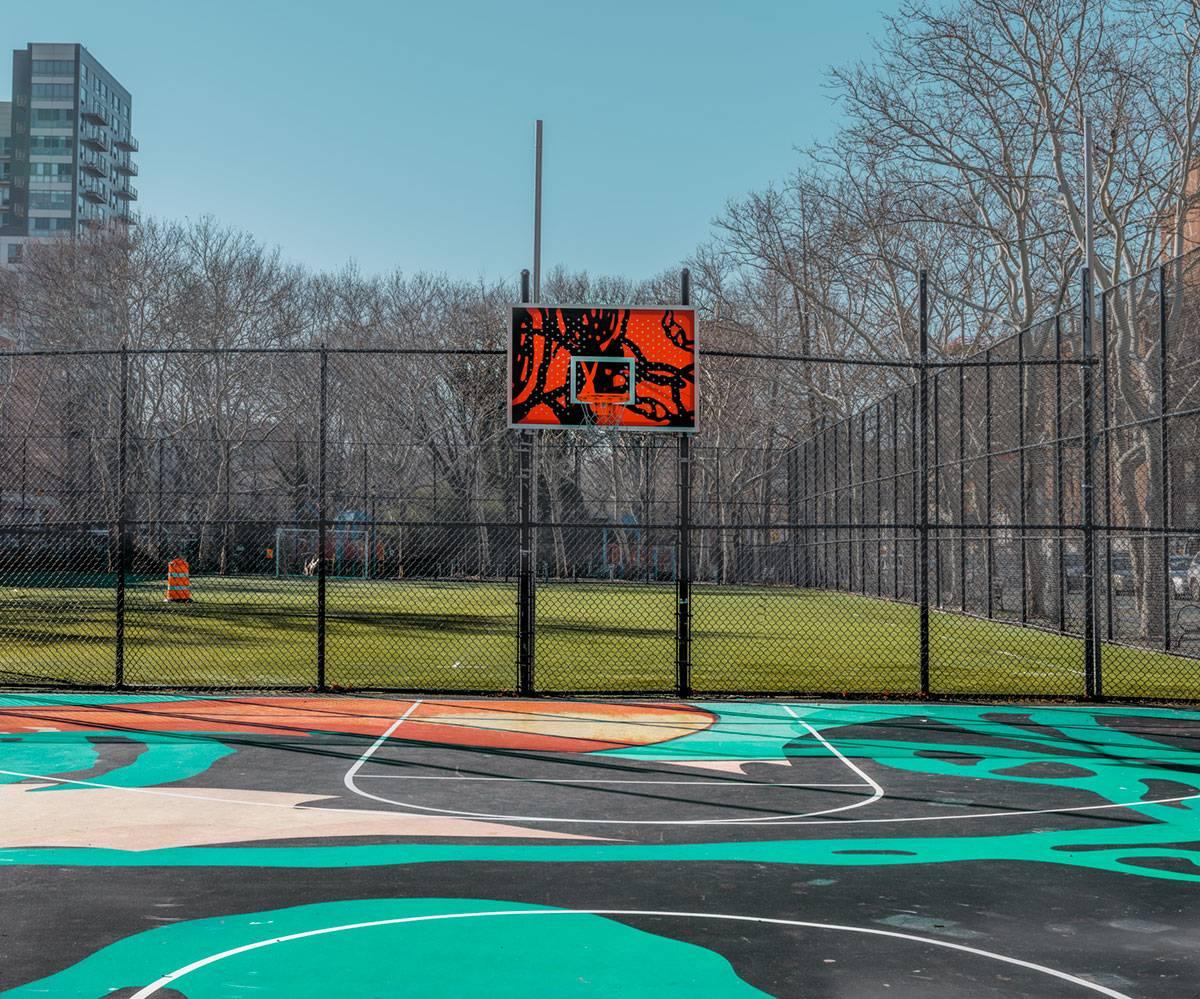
[165,558,191,602]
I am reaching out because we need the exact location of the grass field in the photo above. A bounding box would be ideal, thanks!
[0,574,1195,699]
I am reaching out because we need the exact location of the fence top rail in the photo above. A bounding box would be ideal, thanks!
[0,345,506,358]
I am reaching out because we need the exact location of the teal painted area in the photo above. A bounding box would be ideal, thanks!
[0,730,234,790]
[3,816,1195,881]
[0,899,768,998]
[0,734,98,786]
[0,699,1197,882]
[600,701,804,763]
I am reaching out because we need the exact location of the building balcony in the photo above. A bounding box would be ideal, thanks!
[81,158,107,178]
[116,184,137,202]
[81,104,109,126]
[114,135,138,153]
[81,129,108,152]
[116,209,138,226]
[115,158,138,177]
[81,183,105,204]
[81,216,103,230]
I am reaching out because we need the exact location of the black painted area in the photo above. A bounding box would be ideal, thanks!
[1,861,1195,996]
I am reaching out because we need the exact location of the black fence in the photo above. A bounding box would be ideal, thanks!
[1,252,1198,699]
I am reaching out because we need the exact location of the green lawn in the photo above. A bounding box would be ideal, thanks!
[0,574,1195,699]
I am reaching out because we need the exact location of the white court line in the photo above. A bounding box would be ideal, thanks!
[783,706,885,818]
[125,907,1134,999]
[341,706,881,825]
[341,700,424,811]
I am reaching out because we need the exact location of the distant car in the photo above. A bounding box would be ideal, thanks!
[1063,552,1084,593]
[1170,556,1191,598]
[1110,552,1133,595]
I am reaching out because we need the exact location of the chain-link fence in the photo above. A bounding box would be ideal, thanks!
[1,251,1198,698]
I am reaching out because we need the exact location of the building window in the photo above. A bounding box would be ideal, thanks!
[32,59,75,76]
[29,162,73,182]
[31,83,76,100]
[6,244,22,264]
[31,108,75,128]
[29,191,72,211]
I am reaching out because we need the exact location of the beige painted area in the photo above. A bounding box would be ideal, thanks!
[418,702,712,748]
[657,758,793,775]
[0,782,598,851]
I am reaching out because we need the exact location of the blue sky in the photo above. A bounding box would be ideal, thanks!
[5,0,901,281]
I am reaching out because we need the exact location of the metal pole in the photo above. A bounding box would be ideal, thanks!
[115,345,128,688]
[317,346,328,690]
[1054,315,1066,634]
[1080,268,1100,699]
[892,391,899,598]
[840,417,849,588]
[221,438,231,576]
[985,347,994,618]
[1158,264,1171,650]
[533,121,543,302]
[676,268,693,697]
[1018,328,1028,625]
[879,398,886,595]
[918,271,931,695]
[518,269,535,695]
[155,436,164,564]
[1101,290,1114,642]
[1083,119,1095,285]
[933,370,941,609]
[958,363,966,613]
[823,416,831,588]
[859,410,867,594]
[911,386,918,601]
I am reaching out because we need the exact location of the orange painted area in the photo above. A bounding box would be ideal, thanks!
[0,698,713,752]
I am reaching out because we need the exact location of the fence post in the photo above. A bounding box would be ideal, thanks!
[859,410,867,594]
[1158,264,1171,651]
[1018,327,1028,625]
[958,363,966,613]
[676,267,693,697]
[1100,291,1114,642]
[115,344,128,688]
[985,347,994,619]
[932,369,941,609]
[918,271,931,696]
[317,345,328,691]
[1080,268,1100,699]
[892,392,899,599]
[518,269,536,696]
[1054,315,1066,634]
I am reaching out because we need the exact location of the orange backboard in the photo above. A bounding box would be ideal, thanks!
[508,305,697,431]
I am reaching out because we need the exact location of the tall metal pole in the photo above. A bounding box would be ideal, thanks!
[676,268,693,697]
[1083,119,1095,284]
[115,345,128,688]
[518,269,535,695]
[918,271,931,696]
[533,120,543,302]
[1081,116,1101,698]
[1081,269,1099,699]
[1158,264,1171,651]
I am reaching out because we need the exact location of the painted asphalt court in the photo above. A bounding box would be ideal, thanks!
[0,695,1196,996]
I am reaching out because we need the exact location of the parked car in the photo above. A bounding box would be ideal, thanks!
[1189,554,1200,601]
[1170,555,1191,598]
[1063,552,1084,593]
[1109,552,1133,595]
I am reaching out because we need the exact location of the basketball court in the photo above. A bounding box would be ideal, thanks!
[0,693,1196,997]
